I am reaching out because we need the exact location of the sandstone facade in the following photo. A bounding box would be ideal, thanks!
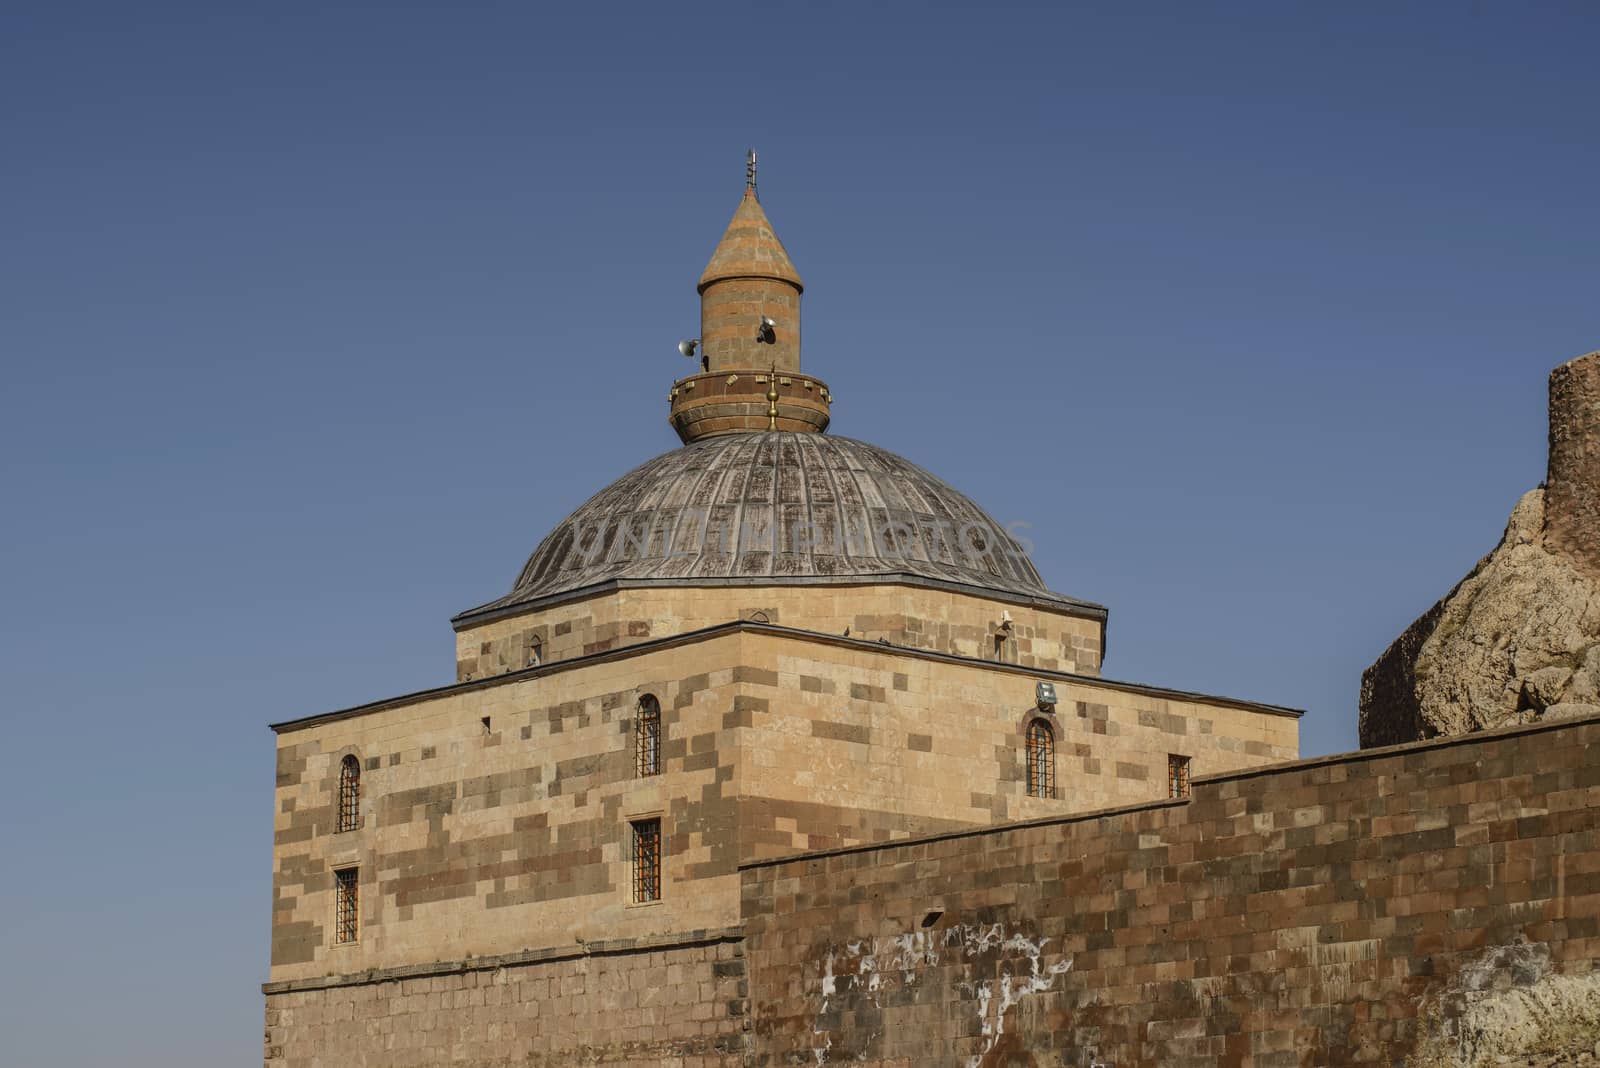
[266,710,1600,1067]
[270,616,1295,985]
[454,581,1105,684]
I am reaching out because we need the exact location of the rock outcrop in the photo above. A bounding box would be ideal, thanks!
[1360,351,1600,748]
[1414,940,1600,1068]
[1409,940,1600,1068]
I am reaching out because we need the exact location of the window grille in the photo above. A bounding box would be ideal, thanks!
[631,818,662,903]
[636,695,661,777]
[334,868,359,944]
[1026,720,1054,798]
[1168,754,1192,798]
[337,755,360,832]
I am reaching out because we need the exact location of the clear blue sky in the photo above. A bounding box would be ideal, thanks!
[0,2,1594,1063]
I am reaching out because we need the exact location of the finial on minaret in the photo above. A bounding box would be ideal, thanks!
[746,148,758,197]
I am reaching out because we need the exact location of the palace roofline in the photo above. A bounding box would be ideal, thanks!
[450,572,1109,631]
[269,618,1303,734]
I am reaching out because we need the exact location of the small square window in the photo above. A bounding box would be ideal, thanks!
[334,867,359,944]
[631,818,661,903]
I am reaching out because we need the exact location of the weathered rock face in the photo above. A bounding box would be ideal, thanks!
[1360,490,1600,746]
[1360,351,1600,748]
[1408,941,1600,1068]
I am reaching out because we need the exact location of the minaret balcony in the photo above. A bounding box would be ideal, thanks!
[668,369,831,443]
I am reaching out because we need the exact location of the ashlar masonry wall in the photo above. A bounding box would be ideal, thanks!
[740,713,1600,1067]
[273,621,1293,984]
[264,619,1300,1066]
[732,629,1298,861]
[263,930,748,1068]
[269,631,754,984]
[454,582,1105,683]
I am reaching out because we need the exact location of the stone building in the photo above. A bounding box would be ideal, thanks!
[262,164,1313,1064]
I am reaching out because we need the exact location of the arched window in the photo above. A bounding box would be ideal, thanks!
[636,695,661,777]
[338,755,361,832]
[1025,720,1054,799]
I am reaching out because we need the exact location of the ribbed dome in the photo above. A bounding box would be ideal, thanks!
[456,432,1087,622]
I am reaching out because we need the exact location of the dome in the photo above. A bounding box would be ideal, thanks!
[456,432,1091,623]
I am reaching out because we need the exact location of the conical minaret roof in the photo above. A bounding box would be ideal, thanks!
[697,187,804,294]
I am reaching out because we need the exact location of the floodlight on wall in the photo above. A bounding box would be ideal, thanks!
[1035,681,1058,712]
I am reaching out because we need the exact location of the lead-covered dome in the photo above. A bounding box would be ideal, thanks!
[455,432,1088,623]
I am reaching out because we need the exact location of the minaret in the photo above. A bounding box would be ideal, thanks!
[668,152,832,444]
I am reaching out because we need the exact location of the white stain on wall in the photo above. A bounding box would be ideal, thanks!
[809,923,1073,1065]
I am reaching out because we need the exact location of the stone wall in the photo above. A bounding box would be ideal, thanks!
[1546,352,1600,579]
[739,713,1600,1067]
[272,621,1292,987]
[453,582,1105,683]
[700,274,802,373]
[270,632,751,984]
[263,930,747,1068]
[733,629,1298,859]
